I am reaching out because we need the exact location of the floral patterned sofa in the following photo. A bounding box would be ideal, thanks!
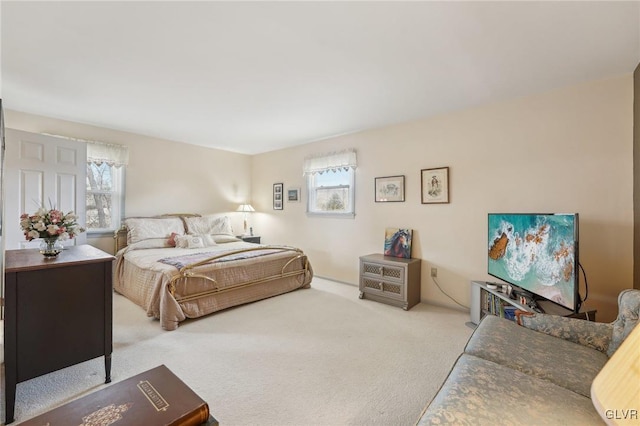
[417,289,640,425]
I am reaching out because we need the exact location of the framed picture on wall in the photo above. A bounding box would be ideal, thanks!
[421,167,449,204]
[287,187,300,202]
[273,183,284,210]
[375,175,405,202]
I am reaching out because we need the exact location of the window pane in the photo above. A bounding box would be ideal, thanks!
[315,169,349,186]
[307,167,355,215]
[86,160,124,232]
[86,193,113,229]
[315,186,350,212]
[86,163,113,191]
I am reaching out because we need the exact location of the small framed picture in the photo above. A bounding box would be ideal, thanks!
[287,187,301,202]
[421,167,449,204]
[273,183,284,210]
[375,175,405,202]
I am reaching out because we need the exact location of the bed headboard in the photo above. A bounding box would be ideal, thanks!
[113,213,201,253]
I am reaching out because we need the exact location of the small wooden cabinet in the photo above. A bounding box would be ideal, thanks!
[4,245,115,424]
[359,254,421,310]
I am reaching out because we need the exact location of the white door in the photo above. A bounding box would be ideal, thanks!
[5,129,87,249]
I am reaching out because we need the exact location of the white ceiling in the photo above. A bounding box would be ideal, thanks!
[2,1,639,155]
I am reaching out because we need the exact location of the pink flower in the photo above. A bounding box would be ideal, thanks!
[19,207,85,240]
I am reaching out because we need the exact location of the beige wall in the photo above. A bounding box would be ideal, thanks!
[4,110,252,254]
[252,75,633,322]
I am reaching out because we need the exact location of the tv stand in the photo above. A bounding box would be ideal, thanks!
[470,281,596,326]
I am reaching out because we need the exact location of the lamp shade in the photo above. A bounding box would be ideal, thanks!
[236,204,255,213]
[591,323,640,425]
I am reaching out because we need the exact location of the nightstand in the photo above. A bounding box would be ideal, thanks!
[359,253,421,310]
[237,235,261,244]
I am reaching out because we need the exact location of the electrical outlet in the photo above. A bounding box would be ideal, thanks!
[430,267,437,277]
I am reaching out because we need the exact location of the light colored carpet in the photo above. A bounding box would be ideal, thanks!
[2,278,472,425]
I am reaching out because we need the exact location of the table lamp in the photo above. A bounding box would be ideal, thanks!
[236,204,255,235]
[591,323,640,425]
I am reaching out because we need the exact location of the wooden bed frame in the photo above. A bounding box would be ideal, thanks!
[166,245,309,302]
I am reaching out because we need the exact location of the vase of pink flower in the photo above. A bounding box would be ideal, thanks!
[38,237,64,257]
[20,207,86,257]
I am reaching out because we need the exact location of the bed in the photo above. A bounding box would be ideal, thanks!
[113,214,313,330]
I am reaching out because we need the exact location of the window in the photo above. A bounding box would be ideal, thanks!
[86,141,128,234]
[304,149,357,217]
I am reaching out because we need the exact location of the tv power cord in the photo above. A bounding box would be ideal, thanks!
[579,262,589,303]
[432,276,469,309]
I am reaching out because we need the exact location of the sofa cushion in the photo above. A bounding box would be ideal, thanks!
[464,315,608,398]
[417,354,604,426]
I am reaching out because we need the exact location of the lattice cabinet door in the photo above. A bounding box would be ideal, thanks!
[358,253,421,310]
[360,262,405,301]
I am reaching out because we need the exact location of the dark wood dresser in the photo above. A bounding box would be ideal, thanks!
[3,244,115,424]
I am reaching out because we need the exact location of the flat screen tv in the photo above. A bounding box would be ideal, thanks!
[487,213,579,312]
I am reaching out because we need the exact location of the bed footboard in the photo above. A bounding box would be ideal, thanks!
[167,246,311,301]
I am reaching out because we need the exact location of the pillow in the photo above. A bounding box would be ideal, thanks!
[174,234,216,249]
[127,238,172,250]
[213,235,241,243]
[184,215,233,236]
[186,236,206,249]
[201,234,217,247]
[168,232,179,247]
[125,217,185,244]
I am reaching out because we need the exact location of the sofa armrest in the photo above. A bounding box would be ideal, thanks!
[516,311,613,354]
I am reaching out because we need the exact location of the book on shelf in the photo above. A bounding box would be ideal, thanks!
[502,305,518,321]
[20,364,213,426]
[482,289,518,321]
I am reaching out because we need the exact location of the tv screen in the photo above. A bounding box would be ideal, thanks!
[487,213,579,312]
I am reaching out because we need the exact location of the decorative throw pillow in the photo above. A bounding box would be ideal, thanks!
[186,236,206,249]
[174,235,206,249]
[168,232,180,247]
[174,235,188,248]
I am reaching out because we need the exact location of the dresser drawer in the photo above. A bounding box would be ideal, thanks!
[360,276,405,301]
[361,261,405,283]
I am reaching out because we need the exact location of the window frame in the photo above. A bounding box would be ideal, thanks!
[86,162,126,236]
[306,167,356,218]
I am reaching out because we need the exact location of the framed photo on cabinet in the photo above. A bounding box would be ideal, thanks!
[421,167,449,204]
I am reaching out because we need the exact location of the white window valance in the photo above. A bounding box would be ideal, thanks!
[86,140,129,167]
[43,133,129,167]
[303,149,357,176]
